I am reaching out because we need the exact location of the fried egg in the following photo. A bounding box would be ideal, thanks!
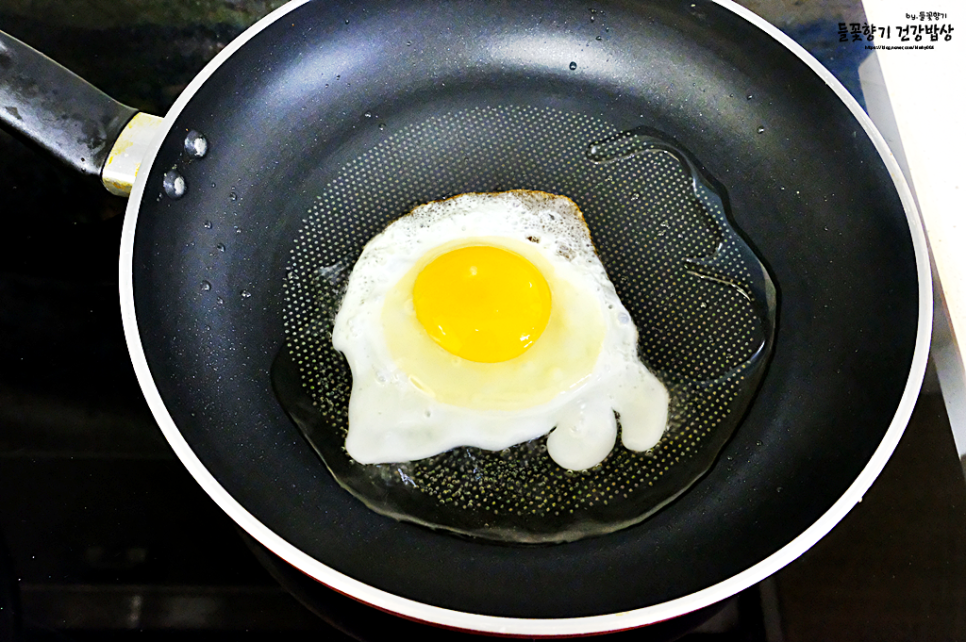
[332,191,669,471]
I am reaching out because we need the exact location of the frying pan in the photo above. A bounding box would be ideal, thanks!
[0,0,930,636]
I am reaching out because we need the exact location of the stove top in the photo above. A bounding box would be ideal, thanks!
[2,1,965,640]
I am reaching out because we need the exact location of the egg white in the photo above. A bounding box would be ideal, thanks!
[332,191,669,470]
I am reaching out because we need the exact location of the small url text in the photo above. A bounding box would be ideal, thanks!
[865,44,935,49]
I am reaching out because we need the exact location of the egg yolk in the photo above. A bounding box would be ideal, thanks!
[412,245,552,363]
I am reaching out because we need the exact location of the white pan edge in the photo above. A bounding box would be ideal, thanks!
[118,0,932,636]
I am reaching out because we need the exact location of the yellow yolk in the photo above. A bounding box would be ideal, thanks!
[412,245,552,363]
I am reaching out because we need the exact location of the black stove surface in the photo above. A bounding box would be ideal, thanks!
[2,2,965,641]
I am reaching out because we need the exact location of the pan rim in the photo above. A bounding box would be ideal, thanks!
[118,0,932,636]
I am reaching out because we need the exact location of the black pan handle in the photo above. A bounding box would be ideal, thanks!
[0,29,138,181]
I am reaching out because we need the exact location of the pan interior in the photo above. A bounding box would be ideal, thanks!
[276,104,777,543]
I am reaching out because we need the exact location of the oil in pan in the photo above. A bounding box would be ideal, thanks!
[273,104,776,544]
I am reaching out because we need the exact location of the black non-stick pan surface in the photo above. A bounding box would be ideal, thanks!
[16,0,927,634]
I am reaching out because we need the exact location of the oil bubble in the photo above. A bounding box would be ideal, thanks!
[162,170,186,199]
[241,290,252,298]
[200,280,211,291]
[184,131,208,158]
[569,61,577,70]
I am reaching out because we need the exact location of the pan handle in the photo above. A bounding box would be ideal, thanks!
[0,29,162,197]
